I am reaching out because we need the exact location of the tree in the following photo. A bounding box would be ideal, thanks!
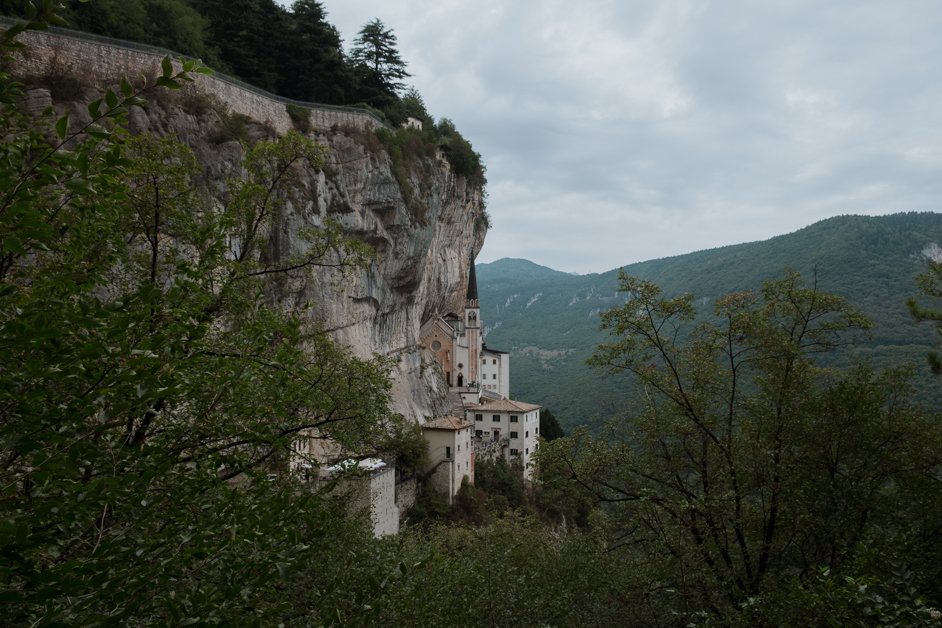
[0,13,417,623]
[539,407,565,441]
[549,271,942,622]
[349,18,409,109]
[184,0,286,88]
[276,0,353,104]
[54,0,222,69]
[908,259,942,373]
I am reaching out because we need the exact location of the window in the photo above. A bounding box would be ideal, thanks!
[510,431,518,439]
[493,374,497,379]
[525,448,529,455]
[536,427,539,434]
[525,431,529,438]
[510,448,519,455]
[510,415,519,423]
[446,446,451,459]
[475,430,482,437]
[431,340,441,351]
[493,359,497,365]
[475,414,483,422]
[457,443,460,452]
[492,415,500,422]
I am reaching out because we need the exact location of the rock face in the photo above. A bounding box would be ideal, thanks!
[304,130,487,421]
[12,25,487,423]
[128,94,486,423]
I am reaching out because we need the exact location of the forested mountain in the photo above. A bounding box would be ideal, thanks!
[479,212,942,431]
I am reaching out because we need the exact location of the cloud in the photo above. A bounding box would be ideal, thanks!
[286,1,942,273]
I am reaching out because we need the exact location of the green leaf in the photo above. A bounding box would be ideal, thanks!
[86,123,109,138]
[156,76,182,90]
[161,57,173,79]
[88,99,102,118]
[55,114,69,139]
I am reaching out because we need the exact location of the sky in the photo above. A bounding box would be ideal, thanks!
[281,1,942,274]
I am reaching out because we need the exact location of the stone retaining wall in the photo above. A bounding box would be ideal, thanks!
[9,23,385,135]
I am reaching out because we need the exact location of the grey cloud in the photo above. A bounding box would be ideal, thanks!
[286,1,942,273]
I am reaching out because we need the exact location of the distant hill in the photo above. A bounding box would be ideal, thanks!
[478,212,942,432]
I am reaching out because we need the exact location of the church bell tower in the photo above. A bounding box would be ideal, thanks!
[465,258,481,387]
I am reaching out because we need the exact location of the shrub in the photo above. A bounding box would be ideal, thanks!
[286,102,311,134]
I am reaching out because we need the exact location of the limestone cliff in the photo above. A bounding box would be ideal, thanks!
[131,98,488,423]
[13,26,487,423]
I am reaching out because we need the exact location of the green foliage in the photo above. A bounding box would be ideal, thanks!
[278,0,353,103]
[473,456,528,512]
[539,407,565,440]
[53,0,224,69]
[285,102,312,134]
[378,420,427,475]
[349,17,409,109]
[907,259,942,373]
[545,271,942,623]
[371,516,645,626]
[208,110,254,144]
[0,15,407,622]
[435,116,486,188]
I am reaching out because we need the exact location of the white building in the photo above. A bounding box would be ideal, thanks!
[480,345,510,398]
[421,415,474,503]
[323,458,399,537]
[466,398,541,481]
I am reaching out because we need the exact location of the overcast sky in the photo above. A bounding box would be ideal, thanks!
[282,1,942,274]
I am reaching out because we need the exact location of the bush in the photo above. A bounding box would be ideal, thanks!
[286,102,311,134]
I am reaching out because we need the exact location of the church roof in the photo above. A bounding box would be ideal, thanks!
[422,415,474,431]
[467,260,478,301]
[466,398,542,413]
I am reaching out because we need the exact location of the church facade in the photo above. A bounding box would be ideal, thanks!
[419,260,541,483]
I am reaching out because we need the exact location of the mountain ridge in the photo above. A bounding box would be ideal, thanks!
[478,212,942,430]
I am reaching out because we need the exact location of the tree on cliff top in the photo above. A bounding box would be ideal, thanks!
[278,0,353,103]
[349,17,410,109]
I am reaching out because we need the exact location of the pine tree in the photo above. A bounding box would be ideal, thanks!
[349,18,409,109]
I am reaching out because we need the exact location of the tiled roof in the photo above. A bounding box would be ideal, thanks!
[465,398,542,413]
[422,415,474,431]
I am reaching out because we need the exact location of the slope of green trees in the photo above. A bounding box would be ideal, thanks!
[479,213,942,431]
[543,270,942,624]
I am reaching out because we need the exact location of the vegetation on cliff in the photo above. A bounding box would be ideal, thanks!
[0,0,487,191]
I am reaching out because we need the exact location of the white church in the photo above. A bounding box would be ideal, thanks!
[419,261,542,499]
